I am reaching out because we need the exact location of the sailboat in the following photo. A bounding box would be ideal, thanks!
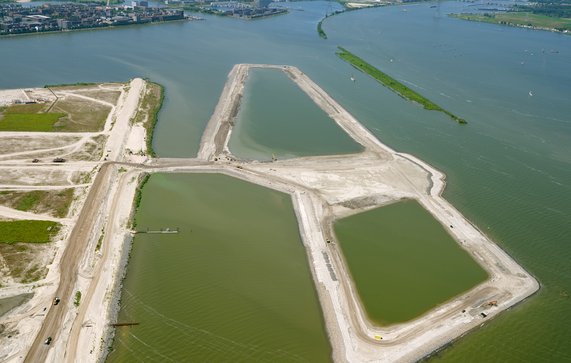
[350,74,355,82]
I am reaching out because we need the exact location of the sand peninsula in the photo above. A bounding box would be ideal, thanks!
[0,65,538,363]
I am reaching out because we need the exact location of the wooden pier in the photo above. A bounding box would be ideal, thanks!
[134,227,179,234]
[110,322,140,327]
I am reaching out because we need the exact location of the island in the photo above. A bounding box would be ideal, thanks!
[337,47,468,124]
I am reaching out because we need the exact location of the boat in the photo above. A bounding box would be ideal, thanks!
[350,75,355,82]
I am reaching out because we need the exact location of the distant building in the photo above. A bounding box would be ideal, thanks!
[254,0,272,8]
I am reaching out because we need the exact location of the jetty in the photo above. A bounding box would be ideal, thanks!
[134,227,179,234]
[110,322,140,327]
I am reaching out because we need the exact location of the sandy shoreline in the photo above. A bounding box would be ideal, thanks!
[0,65,539,363]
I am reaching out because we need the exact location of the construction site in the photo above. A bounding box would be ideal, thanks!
[0,64,539,363]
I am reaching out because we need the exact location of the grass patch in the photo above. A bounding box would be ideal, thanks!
[0,243,50,283]
[317,18,327,39]
[0,112,65,131]
[21,264,46,284]
[44,82,98,89]
[74,291,82,307]
[51,97,111,132]
[0,84,116,132]
[450,12,571,32]
[336,47,467,124]
[132,81,164,157]
[15,192,41,211]
[77,90,122,104]
[0,189,74,218]
[131,173,150,229]
[3,103,49,114]
[67,134,107,161]
[96,228,104,252]
[0,220,61,244]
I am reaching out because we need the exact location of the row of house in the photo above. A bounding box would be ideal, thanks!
[0,3,185,35]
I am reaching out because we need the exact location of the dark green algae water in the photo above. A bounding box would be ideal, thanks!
[2,0,570,361]
[334,200,488,326]
[106,173,332,362]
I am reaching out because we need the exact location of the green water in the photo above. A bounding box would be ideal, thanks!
[107,173,331,362]
[334,200,488,326]
[228,68,362,160]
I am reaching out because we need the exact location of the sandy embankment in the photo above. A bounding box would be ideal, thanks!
[0,79,147,363]
[57,79,147,363]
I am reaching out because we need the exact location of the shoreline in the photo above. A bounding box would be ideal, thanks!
[0,17,192,40]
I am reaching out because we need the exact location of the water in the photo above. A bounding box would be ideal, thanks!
[334,200,488,326]
[228,68,362,160]
[1,1,570,361]
[106,173,332,362]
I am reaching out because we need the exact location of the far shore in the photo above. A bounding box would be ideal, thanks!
[450,12,571,35]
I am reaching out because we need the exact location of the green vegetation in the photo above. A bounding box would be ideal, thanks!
[0,243,49,283]
[0,112,65,131]
[0,95,111,132]
[51,97,111,132]
[451,12,571,33]
[3,103,48,114]
[336,47,467,124]
[14,192,46,212]
[316,7,371,40]
[0,220,61,244]
[0,189,74,218]
[131,173,150,228]
[134,81,164,157]
[74,291,82,307]
[96,228,105,252]
[317,18,327,39]
[145,83,164,157]
[44,82,98,89]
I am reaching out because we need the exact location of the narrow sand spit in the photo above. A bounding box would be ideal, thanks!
[2,66,538,363]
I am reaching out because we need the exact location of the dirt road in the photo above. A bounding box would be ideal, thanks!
[24,163,113,363]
